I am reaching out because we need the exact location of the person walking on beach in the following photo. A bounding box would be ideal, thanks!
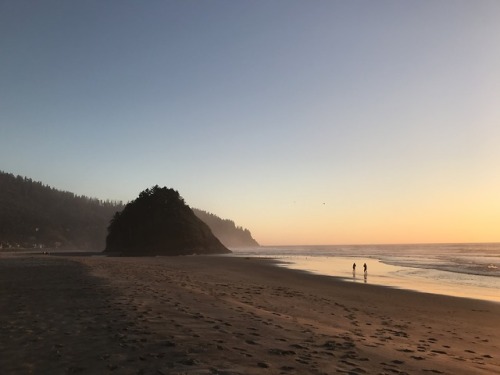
[363,263,367,274]
[352,263,356,272]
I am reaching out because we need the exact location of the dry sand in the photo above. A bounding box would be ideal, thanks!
[0,253,498,374]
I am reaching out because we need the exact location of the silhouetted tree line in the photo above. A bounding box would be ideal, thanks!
[0,171,259,250]
[0,171,123,250]
[192,209,259,247]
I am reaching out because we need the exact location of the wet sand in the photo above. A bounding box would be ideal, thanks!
[0,254,498,374]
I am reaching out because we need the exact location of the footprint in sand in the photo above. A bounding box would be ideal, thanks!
[431,350,448,355]
[397,348,415,353]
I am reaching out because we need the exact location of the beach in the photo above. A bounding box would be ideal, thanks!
[0,254,499,374]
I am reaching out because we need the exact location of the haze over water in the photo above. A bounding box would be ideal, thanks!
[231,243,500,303]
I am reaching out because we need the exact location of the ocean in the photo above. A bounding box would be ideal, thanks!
[229,243,500,303]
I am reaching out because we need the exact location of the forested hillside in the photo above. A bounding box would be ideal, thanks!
[193,209,259,247]
[0,171,259,250]
[0,171,122,250]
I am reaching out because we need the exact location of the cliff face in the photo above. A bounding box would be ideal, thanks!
[104,186,231,256]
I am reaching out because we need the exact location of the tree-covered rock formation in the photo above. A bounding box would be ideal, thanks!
[193,209,259,247]
[104,186,231,256]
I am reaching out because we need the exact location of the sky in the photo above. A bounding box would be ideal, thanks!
[1,1,500,246]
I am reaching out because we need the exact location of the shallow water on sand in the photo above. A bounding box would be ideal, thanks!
[231,243,500,303]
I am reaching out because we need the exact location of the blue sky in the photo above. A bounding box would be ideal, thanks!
[2,1,500,245]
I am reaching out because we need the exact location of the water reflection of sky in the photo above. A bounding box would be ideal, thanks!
[272,256,500,303]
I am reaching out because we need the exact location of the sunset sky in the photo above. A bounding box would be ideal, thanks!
[2,1,499,245]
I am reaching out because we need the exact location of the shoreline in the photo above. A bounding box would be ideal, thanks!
[264,255,500,304]
[229,244,500,303]
[1,253,499,374]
